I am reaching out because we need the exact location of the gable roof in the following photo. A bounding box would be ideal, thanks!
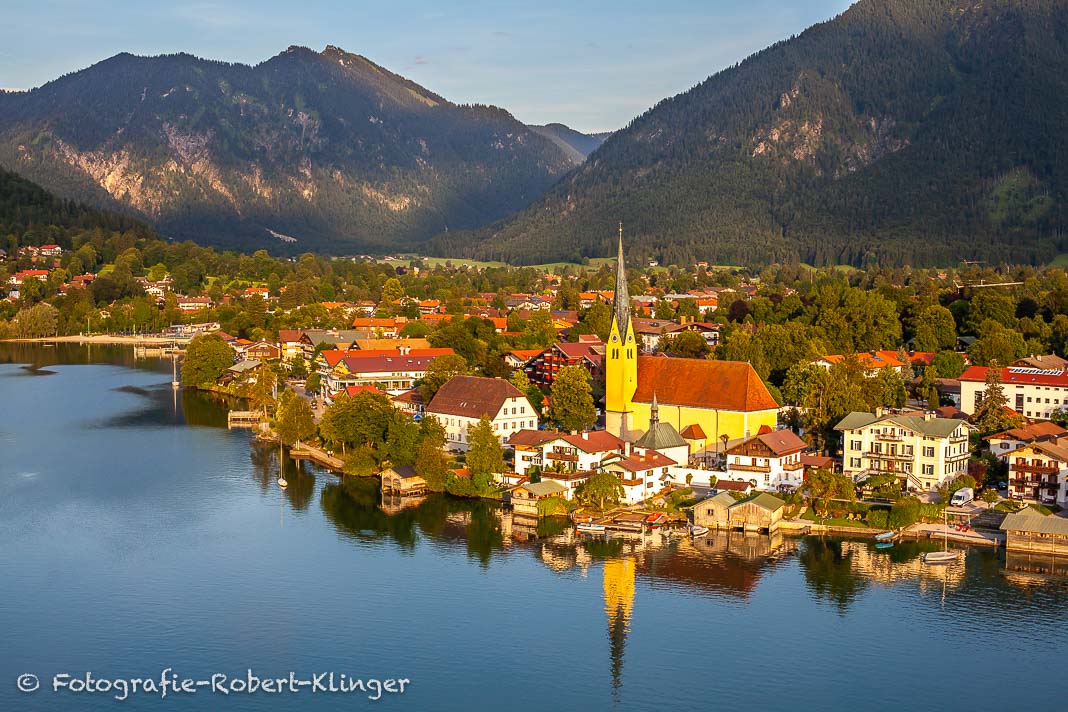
[633,357,779,412]
[509,429,560,448]
[604,450,677,473]
[634,421,688,451]
[834,411,971,439]
[959,365,1068,387]
[985,421,1067,442]
[1001,508,1068,535]
[699,491,737,509]
[733,492,786,512]
[680,424,706,440]
[428,376,528,419]
[748,429,807,457]
[713,479,752,492]
[515,481,567,497]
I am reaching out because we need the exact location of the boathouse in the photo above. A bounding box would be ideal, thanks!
[510,481,567,518]
[381,465,427,496]
[727,492,785,532]
[692,491,736,529]
[1001,508,1068,555]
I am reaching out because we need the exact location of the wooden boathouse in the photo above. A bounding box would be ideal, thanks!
[381,466,428,496]
[1001,509,1068,555]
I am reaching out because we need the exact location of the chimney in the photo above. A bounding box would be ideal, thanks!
[582,432,589,440]
[924,411,935,421]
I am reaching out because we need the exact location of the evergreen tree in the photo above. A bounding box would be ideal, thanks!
[972,364,1023,434]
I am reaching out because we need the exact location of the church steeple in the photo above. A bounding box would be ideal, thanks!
[613,222,631,342]
[649,391,659,427]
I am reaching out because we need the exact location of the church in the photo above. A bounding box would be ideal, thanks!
[604,230,780,453]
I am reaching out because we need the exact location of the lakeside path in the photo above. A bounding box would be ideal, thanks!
[1,335,191,345]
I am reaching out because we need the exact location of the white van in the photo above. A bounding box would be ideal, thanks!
[950,487,974,507]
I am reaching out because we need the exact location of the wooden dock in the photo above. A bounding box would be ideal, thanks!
[289,443,345,472]
[227,410,262,428]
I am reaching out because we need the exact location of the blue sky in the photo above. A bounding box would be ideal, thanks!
[1,0,853,133]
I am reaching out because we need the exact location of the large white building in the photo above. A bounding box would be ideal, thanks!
[959,365,1068,419]
[835,410,973,492]
[427,376,538,451]
[509,429,626,478]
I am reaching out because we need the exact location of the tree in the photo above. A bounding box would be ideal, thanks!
[13,302,58,337]
[414,417,449,492]
[801,468,855,515]
[306,372,322,393]
[972,363,1023,434]
[968,322,1026,366]
[275,390,316,446]
[247,363,278,418]
[782,363,822,404]
[466,416,505,490]
[548,366,596,433]
[419,354,469,403]
[510,369,544,416]
[981,488,999,509]
[911,304,958,352]
[577,471,624,510]
[181,333,234,388]
[660,330,710,359]
[930,350,966,379]
[380,277,404,305]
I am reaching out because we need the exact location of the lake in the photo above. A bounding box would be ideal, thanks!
[1,343,1065,711]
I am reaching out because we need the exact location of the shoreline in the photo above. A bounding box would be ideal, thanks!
[1,335,191,345]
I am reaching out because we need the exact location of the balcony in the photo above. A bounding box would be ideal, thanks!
[866,450,914,460]
[730,463,771,473]
[547,452,578,462]
[782,461,804,471]
[875,432,903,442]
[1011,464,1059,475]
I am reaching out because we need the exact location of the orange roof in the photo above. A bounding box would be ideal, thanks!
[633,357,778,412]
[608,450,677,473]
[680,424,706,440]
[507,349,544,362]
[351,317,401,329]
[344,385,385,397]
[820,351,904,369]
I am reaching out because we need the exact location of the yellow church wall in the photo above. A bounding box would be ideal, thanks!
[626,401,776,449]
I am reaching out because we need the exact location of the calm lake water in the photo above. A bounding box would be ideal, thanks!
[1,343,1066,711]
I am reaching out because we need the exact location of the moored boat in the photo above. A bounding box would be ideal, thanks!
[577,522,606,533]
[874,531,898,542]
[690,525,709,538]
[923,550,960,564]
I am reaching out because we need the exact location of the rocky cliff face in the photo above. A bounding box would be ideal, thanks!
[0,46,573,251]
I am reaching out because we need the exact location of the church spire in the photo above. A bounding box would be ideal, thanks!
[650,391,659,427]
[613,222,631,341]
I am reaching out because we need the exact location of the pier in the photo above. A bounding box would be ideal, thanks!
[289,443,345,472]
[227,410,262,428]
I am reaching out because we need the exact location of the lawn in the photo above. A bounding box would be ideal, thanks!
[801,509,871,528]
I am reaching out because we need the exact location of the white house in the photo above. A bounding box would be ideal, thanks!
[427,375,538,451]
[835,410,973,492]
[725,427,808,492]
[601,448,677,504]
[509,429,626,478]
[984,421,1068,462]
[959,365,1068,419]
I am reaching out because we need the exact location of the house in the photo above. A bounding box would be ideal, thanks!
[38,244,63,257]
[727,492,785,532]
[509,429,626,478]
[836,410,973,492]
[525,337,605,387]
[601,448,677,504]
[8,269,49,285]
[630,318,686,352]
[959,365,1068,419]
[510,481,567,518]
[176,296,213,313]
[381,465,427,496]
[1013,354,1068,370]
[320,350,448,397]
[351,317,402,337]
[504,349,542,371]
[392,389,426,417]
[427,376,538,451]
[985,422,1068,461]
[1006,442,1068,505]
[1001,508,1068,555]
[217,359,261,386]
[712,479,753,496]
[691,491,736,529]
[238,341,281,361]
[277,329,306,361]
[243,287,270,300]
[725,427,808,492]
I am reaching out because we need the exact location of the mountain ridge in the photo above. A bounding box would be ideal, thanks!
[0,45,574,252]
[434,0,1068,268]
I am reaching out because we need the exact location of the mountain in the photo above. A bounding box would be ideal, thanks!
[528,123,610,164]
[0,46,574,252]
[436,0,1068,267]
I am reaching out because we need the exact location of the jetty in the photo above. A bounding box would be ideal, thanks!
[289,443,345,472]
[227,410,262,428]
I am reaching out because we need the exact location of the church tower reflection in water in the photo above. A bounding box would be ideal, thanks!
[603,557,635,692]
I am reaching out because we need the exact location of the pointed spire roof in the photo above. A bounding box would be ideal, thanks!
[613,223,631,341]
[650,391,659,425]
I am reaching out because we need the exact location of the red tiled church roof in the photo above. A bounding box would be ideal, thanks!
[633,357,779,413]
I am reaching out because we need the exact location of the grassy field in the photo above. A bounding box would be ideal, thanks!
[1049,254,1068,268]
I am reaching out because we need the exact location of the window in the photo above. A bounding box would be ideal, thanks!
[923,447,934,457]
[851,440,861,450]
[922,464,934,476]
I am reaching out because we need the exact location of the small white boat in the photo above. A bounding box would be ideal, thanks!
[923,550,959,564]
[690,525,709,538]
[277,476,288,489]
[576,522,605,533]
